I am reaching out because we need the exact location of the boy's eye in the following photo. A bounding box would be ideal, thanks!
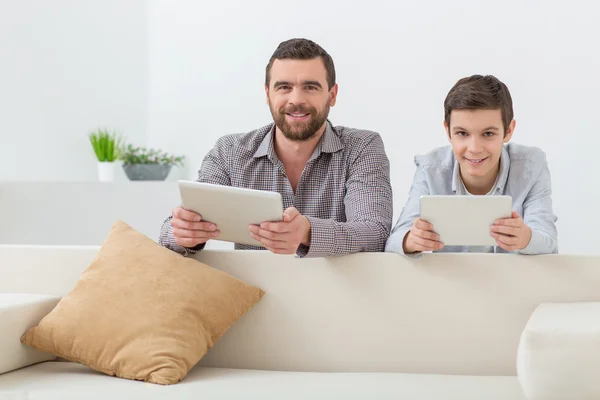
[456,131,467,137]
[484,131,495,137]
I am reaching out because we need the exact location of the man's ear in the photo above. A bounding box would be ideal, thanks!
[329,83,339,107]
[264,84,269,106]
[444,121,452,142]
[504,119,516,143]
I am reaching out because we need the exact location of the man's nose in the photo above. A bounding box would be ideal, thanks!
[288,88,306,105]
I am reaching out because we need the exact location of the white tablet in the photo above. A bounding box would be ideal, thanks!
[420,195,513,247]
[177,180,283,247]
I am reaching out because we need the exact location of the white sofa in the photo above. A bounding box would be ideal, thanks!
[1,245,600,399]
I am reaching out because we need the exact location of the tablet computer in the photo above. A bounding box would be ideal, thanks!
[177,180,284,247]
[420,195,513,247]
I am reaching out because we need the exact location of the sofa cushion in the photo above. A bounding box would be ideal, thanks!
[0,293,60,374]
[517,302,600,400]
[0,361,526,400]
[20,220,264,385]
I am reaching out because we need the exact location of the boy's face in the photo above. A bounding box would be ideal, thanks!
[445,109,515,182]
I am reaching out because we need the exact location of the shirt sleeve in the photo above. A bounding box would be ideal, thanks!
[518,154,558,255]
[385,158,431,256]
[158,137,232,256]
[298,133,393,258]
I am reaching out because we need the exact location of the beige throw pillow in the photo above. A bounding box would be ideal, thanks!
[21,220,264,384]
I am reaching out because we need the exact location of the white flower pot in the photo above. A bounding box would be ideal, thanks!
[97,162,116,182]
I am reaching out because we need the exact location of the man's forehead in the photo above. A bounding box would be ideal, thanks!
[270,58,327,82]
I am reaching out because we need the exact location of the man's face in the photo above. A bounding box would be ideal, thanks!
[445,109,515,181]
[265,58,337,141]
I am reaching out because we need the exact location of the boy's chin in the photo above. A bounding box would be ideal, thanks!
[460,163,491,177]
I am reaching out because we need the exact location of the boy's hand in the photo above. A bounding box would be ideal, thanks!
[403,218,444,253]
[490,211,532,251]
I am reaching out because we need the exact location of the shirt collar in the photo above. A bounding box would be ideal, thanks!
[253,120,343,160]
[452,146,510,194]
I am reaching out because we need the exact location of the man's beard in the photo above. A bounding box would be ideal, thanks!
[269,101,330,141]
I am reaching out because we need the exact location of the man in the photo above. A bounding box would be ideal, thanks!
[385,74,557,255]
[159,38,393,257]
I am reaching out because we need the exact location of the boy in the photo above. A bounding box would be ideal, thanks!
[385,75,557,255]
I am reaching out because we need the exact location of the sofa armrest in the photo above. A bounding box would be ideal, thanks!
[517,302,600,400]
[0,293,60,374]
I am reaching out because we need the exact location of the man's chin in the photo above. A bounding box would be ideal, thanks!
[274,113,327,142]
[282,130,317,142]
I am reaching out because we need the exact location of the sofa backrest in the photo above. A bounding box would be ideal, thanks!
[2,245,600,376]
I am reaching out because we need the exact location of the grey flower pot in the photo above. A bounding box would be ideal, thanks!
[122,164,172,181]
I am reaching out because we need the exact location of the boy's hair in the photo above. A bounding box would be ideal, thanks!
[265,38,336,90]
[444,75,514,135]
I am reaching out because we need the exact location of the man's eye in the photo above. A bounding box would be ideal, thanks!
[305,86,317,90]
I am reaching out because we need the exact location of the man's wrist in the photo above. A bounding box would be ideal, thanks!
[301,216,311,246]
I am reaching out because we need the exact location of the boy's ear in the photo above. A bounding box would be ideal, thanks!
[444,121,451,142]
[504,119,516,142]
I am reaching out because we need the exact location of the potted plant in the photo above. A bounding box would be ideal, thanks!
[120,144,185,181]
[89,129,123,182]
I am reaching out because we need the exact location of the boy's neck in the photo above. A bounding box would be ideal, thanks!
[461,161,501,195]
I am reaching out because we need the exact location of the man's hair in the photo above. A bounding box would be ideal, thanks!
[444,75,514,134]
[265,38,336,90]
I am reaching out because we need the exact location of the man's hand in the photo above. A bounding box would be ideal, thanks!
[248,207,311,254]
[490,211,532,251]
[403,218,444,254]
[170,206,219,248]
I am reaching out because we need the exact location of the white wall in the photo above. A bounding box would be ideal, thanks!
[0,0,148,181]
[3,0,599,254]
[147,0,600,255]
[0,182,179,245]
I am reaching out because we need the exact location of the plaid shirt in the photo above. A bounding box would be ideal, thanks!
[159,120,393,257]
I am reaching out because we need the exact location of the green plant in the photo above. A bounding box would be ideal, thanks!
[120,144,185,167]
[89,129,123,162]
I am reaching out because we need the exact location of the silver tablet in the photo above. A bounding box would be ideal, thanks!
[420,195,513,247]
[177,180,283,247]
